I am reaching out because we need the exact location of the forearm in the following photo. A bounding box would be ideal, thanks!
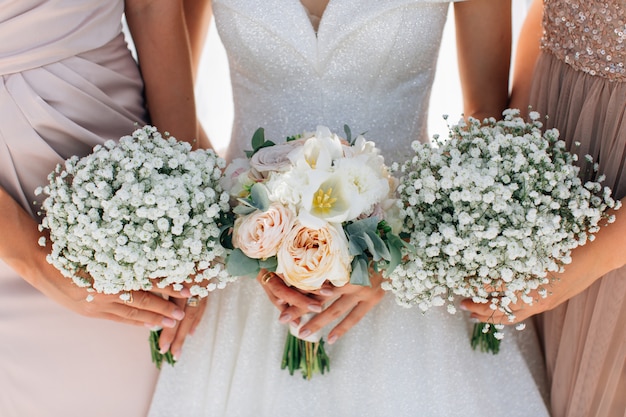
[544,202,626,308]
[183,0,213,77]
[125,0,201,147]
[0,186,56,288]
[508,0,543,116]
[454,0,512,120]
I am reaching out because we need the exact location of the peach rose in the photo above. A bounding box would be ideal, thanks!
[276,221,351,291]
[233,204,294,259]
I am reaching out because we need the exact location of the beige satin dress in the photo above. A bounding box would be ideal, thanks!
[0,1,158,416]
[529,1,626,416]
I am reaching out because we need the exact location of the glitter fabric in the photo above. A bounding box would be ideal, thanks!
[541,0,626,81]
[148,2,551,416]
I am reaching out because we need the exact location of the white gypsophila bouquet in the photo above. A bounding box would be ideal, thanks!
[222,125,405,379]
[36,125,235,366]
[385,109,619,353]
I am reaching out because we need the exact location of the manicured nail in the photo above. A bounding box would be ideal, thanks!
[299,329,312,338]
[180,288,191,297]
[162,318,177,328]
[320,288,333,296]
[308,304,323,313]
[172,309,185,320]
[277,299,286,305]
[160,343,171,354]
[458,303,468,311]
[279,313,292,323]
[173,349,182,361]
[327,335,338,345]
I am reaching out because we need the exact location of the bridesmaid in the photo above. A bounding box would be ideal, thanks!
[464,1,626,416]
[0,1,203,416]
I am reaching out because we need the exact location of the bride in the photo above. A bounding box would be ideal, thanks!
[149,1,550,416]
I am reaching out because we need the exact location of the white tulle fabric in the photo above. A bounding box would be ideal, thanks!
[149,1,550,416]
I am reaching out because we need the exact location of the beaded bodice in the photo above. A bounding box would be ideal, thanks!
[541,0,626,81]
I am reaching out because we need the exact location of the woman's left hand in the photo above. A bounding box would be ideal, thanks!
[259,270,385,344]
[155,292,208,361]
[460,287,552,325]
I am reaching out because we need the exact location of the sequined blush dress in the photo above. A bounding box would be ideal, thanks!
[148,1,550,416]
[0,1,158,416]
[528,1,626,416]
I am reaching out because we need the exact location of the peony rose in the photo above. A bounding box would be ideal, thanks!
[233,203,295,259]
[276,221,351,291]
[250,140,303,172]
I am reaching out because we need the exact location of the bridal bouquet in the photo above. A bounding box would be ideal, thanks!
[36,125,235,367]
[385,110,619,353]
[222,126,405,378]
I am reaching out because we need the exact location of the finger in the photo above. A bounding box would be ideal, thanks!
[257,270,322,312]
[157,297,188,354]
[170,298,208,359]
[327,299,377,344]
[102,292,184,328]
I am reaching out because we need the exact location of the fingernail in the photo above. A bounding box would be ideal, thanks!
[162,318,177,328]
[277,299,286,305]
[320,289,333,296]
[172,309,185,320]
[173,349,182,361]
[459,303,468,311]
[299,329,312,338]
[307,304,322,313]
[180,288,191,297]
[160,343,171,354]
[279,313,291,323]
[328,335,338,345]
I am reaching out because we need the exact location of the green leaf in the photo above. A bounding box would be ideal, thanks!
[250,182,270,211]
[226,248,260,276]
[259,256,277,272]
[364,230,390,261]
[344,124,352,145]
[251,127,265,150]
[349,255,371,286]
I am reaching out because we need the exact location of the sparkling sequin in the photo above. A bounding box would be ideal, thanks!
[542,0,626,81]
[148,1,552,416]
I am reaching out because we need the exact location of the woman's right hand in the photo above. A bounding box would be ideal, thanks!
[0,186,185,329]
[257,269,385,345]
[31,261,186,328]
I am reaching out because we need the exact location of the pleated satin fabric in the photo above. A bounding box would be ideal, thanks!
[0,2,158,416]
[530,51,626,417]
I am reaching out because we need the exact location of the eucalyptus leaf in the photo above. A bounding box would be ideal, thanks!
[250,182,270,211]
[226,248,260,277]
[349,255,371,286]
[233,203,257,215]
[365,230,390,261]
[259,256,278,272]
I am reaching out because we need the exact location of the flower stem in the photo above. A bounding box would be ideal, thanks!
[149,329,176,369]
[281,332,330,379]
[470,322,501,354]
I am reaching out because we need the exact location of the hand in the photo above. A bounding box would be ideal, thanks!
[258,269,385,344]
[460,287,554,325]
[34,265,188,328]
[156,293,208,360]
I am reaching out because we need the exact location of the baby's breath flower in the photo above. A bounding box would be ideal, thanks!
[38,125,236,297]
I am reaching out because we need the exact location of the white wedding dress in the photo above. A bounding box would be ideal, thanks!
[149,1,550,416]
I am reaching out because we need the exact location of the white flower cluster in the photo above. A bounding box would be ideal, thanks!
[37,125,235,298]
[386,110,619,318]
[224,126,402,290]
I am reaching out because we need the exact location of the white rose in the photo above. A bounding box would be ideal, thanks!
[276,221,351,291]
[233,203,295,259]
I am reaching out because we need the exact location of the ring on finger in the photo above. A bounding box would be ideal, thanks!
[122,292,134,304]
[261,272,274,285]
[186,296,200,307]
